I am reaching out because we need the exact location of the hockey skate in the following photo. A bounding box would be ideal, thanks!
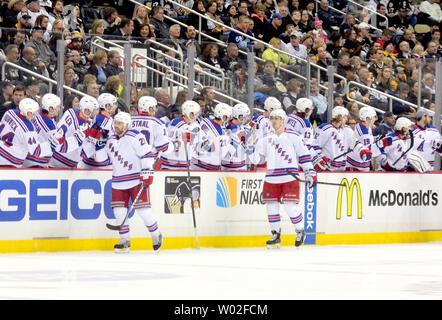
[295,229,306,247]
[114,239,131,253]
[152,233,163,253]
[266,230,281,249]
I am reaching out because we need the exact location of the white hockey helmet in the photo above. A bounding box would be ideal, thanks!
[138,96,157,114]
[97,93,117,111]
[359,106,377,122]
[79,95,99,113]
[232,103,250,120]
[19,98,39,116]
[295,97,313,113]
[394,117,413,131]
[214,103,232,120]
[182,100,200,119]
[264,96,282,111]
[332,106,349,119]
[270,108,287,121]
[113,111,132,128]
[41,93,61,111]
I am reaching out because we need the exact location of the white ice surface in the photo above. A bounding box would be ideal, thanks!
[0,242,441,300]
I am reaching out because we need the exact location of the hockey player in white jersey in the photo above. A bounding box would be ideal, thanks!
[84,111,163,252]
[345,106,376,171]
[247,109,316,248]
[245,96,281,141]
[311,106,348,171]
[375,117,414,171]
[47,95,98,168]
[221,103,250,171]
[409,108,441,171]
[190,103,236,170]
[78,93,116,169]
[161,100,200,170]
[0,98,53,167]
[130,96,175,167]
[285,98,314,154]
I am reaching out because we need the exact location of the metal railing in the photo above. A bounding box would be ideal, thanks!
[346,0,389,29]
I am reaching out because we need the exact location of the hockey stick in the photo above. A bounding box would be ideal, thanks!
[183,138,200,249]
[392,130,414,166]
[106,152,163,231]
[332,133,386,162]
[285,169,346,187]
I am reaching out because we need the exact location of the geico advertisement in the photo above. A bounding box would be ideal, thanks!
[322,173,442,233]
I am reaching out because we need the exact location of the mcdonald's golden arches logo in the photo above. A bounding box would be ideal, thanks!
[336,178,362,220]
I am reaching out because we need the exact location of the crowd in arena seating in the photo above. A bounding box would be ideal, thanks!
[0,0,441,128]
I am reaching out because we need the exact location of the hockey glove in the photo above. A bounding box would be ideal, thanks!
[244,145,255,155]
[305,174,317,188]
[432,138,442,152]
[201,138,214,152]
[360,149,373,162]
[140,169,155,186]
[313,156,330,172]
[381,137,393,148]
[48,129,65,149]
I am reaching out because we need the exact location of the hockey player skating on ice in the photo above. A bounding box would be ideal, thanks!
[84,111,163,253]
[247,109,317,248]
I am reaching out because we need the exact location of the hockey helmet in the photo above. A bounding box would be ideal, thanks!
[41,93,61,111]
[359,106,377,122]
[113,111,132,128]
[269,108,287,121]
[295,98,313,113]
[19,98,39,117]
[97,93,117,112]
[138,96,157,114]
[182,100,200,119]
[331,106,349,119]
[79,95,99,113]
[394,117,413,132]
[264,96,282,111]
[232,103,250,120]
[214,103,232,121]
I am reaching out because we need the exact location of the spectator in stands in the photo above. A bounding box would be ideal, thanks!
[85,80,100,98]
[87,50,108,85]
[201,86,216,113]
[315,44,331,83]
[376,28,393,50]
[425,40,441,59]
[25,0,54,28]
[335,51,351,78]
[25,78,40,100]
[282,31,308,59]
[169,89,188,120]
[104,50,123,78]
[297,9,313,34]
[11,30,27,60]
[262,13,284,43]
[388,4,412,32]
[227,14,255,51]
[250,3,267,40]
[301,33,314,54]
[168,24,185,56]
[309,79,327,124]
[397,40,411,60]
[187,0,209,36]
[3,0,26,28]
[181,26,201,56]
[205,0,229,39]
[201,43,224,76]
[373,111,396,136]
[111,18,135,41]
[282,78,302,112]
[0,82,14,106]
[423,73,436,96]
[9,12,33,42]
[150,6,170,39]
[279,5,296,32]
[63,94,80,113]
[133,5,150,38]
[221,43,245,71]
[392,82,416,116]
[67,50,87,84]
[103,7,122,35]
[90,19,106,36]
[17,46,44,84]
[25,27,56,73]
[103,75,122,98]
[368,47,385,79]
[0,85,25,121]
[317,0,344,34]
[154,88,172,120]
[262,37,292,68]
[0,45,21,84]
[49,0,64,21]
[238,1,250,17]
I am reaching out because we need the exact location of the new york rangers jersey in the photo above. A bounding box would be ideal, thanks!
[312,123,346,170]
[221,121,247,171]
[131,115,174,157]
[79,112,114,169]
[285,114,314,154]
[48,108,88,168]
[190,117,235,170]
[413,124,442,170]
[377,132,411,171]
[0,110,52,167]
[249,129,315,183]
[346,123,373,171]
[161,116,199,170]
[83,129,155,190]
[250,113,274,140]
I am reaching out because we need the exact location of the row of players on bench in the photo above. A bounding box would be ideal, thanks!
[0,92,441,172]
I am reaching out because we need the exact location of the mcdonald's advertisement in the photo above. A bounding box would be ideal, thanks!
[322,173,442,234]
